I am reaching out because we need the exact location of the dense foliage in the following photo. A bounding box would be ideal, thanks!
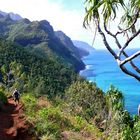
[1,10,140,140]
[0,15,85,72]
[1,37,140,139]
[0,90,7,111]
[64,81,107,121]
[20,81,140,140]
[0,39,79,98]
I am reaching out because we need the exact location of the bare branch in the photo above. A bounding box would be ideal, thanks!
[121,52,140,73]
[120,51,140,65]
[104,22,122,49]
[115,9,140,36]
[119,65,140,82]
[97,21,119,60]
[100,21,140,81]
[104,22,115,37]
[104,22,140,73]
[119,29,140,58]
[84,2,140,81]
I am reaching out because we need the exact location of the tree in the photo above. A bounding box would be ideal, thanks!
[1,64,13,90]
[84,0,140,81]
[64,81,107,120]
[9,61,27,91]
[0,61,27,91]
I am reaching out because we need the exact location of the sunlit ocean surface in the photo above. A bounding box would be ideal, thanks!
[80,49,140,115]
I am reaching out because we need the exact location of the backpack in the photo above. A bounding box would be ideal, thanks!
[14,90,19,98]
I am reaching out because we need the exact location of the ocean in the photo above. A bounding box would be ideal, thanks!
[80,49,140,115]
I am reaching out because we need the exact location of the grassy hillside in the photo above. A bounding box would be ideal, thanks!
[19,81,140,140]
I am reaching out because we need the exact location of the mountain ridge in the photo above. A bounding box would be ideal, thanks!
[0,10,22,21]
[55,31,85,59]
[73,40,95,53]
[0,10,85,72]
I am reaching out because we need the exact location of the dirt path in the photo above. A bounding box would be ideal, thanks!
[0,97,34,140]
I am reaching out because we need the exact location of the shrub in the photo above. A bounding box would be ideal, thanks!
[64,81,106,121]
[0,91,7,104]
[0,91,7,111]
[105,85,124,112]
[21,93,37,116]
[72,116,88,131]
[40,132,56,140]
[103,86,134,139]
[27,106,73,138]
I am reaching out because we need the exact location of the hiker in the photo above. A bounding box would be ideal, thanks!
[12,88,20,105]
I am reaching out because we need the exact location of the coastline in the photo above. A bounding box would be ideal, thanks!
[78,49,140,115]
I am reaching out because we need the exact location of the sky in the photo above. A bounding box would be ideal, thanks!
[0,0,100,48]
[0,0,139,49]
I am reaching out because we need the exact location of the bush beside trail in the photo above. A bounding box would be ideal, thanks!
[0,90,7,111]
[20,82,140,140]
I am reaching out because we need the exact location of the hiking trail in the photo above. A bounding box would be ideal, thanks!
[0,97,34,140]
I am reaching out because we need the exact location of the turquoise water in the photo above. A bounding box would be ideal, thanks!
[80,49,140,115]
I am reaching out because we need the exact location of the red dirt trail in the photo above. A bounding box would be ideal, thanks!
[0,97,34,140]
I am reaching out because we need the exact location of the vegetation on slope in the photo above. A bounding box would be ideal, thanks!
[0,39,79,98]
[20,81,140,140]
[0,13,140,140]
[0,14,85,72]
[0,37,140,139]
[1,75,140,140]
[0,90,7,111]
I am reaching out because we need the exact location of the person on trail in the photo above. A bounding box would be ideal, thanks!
[12,88,20,105]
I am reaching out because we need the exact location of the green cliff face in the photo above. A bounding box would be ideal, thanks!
[0,14,85,72]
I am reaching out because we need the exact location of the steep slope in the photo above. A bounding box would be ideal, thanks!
[73,40,95,53]
[0,39,78,97]
[0,11,22,21]
[55,31,81,58]
[0,12,85,72]
[0,97,34,140]
[55,30,89,58]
